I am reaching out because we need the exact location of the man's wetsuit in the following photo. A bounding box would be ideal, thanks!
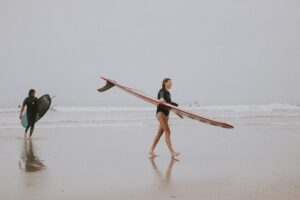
[22,96,38,136]
[156,88,178,117]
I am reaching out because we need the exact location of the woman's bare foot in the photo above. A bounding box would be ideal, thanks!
[172,157,180,161]
[171,152,181,158]
[149,151,158,158]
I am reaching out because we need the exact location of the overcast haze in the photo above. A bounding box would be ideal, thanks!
[1,0,299,107]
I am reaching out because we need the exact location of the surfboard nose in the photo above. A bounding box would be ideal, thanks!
[224,124,234,129]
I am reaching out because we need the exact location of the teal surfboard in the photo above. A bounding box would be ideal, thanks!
[21,94,51,128]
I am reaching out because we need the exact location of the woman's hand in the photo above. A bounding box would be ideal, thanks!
[159,98,165,102]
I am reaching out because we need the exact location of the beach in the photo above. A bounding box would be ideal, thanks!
[0,105,300,200]
[1,0,300,199]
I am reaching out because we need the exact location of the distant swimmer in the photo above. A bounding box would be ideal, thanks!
[149,78,181,158]
[19,89,38,138]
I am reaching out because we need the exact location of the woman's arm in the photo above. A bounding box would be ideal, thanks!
[169,102,183,118]
[158,90,165,102]
[170,102,178,107]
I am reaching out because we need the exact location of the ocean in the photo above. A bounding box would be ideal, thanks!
[1,103,300,129]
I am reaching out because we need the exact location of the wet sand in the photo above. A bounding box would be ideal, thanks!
[0,123,300,200]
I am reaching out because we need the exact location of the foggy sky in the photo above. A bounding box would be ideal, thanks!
[1,0,299,107]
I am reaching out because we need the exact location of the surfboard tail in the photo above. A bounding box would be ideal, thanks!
[97,77,115,92]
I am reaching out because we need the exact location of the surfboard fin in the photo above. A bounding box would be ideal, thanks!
[97,81,115,92]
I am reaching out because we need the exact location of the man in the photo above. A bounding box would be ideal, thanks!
[19,89,38,138]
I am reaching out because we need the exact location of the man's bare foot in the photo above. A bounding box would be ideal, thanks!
[171,152,181,158]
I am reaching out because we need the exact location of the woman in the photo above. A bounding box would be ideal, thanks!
[149,78,180,158]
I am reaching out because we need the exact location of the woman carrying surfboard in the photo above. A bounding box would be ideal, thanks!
[98,77,233,157]
[149,78,180,158]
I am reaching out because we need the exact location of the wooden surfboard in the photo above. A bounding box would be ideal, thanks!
[97,77,234,129]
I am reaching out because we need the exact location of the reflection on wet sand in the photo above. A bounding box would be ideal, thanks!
[149,156,178,186]
[19,139,45,172]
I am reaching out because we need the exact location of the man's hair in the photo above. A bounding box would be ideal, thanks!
[28,89,35,96]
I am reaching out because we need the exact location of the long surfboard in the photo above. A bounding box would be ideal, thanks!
[97,77,234,129]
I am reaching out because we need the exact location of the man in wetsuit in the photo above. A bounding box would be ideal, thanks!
[19,89,38,138]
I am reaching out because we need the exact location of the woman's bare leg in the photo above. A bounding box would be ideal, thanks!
[157,112,180,157]
[149,125,164,156]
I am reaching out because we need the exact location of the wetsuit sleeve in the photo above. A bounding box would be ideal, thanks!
[158,90,165,100]
[22,99,26,107]
[170,102,178,107]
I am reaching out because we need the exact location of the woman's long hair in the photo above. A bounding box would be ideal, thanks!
[162,78,171,89]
